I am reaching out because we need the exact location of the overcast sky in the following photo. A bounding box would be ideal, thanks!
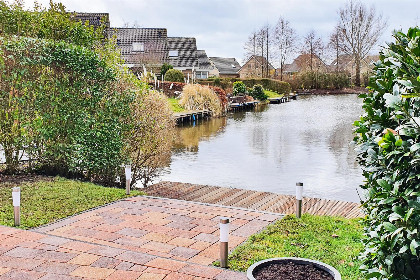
[26,0,419,64]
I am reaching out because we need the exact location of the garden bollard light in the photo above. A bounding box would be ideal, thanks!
[220,217,230,268]
[125,164,132,195]
[296,182,303,218]
[12,187,20,226]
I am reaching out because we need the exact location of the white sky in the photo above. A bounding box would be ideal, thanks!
[25,0,419,64]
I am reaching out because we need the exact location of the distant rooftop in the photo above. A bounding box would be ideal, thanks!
[73,12,110,29]
[209,57,241,75]
[167,37,198,68]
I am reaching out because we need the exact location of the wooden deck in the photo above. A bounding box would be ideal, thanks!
[145,181,364,218]
[173,109,211,124]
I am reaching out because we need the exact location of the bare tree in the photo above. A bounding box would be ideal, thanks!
[302,30,324,71]
[336,0,387,86]
[243,31,258,63]
[329,26,343,73]
[273,17,297,80]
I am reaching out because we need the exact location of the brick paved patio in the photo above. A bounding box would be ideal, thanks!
[0,196,282,279]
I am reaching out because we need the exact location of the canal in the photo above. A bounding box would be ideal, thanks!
[159,94,365,203]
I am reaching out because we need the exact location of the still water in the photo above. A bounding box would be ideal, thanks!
[159,94,365,203]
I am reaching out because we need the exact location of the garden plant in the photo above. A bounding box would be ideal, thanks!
[354,27,420,279]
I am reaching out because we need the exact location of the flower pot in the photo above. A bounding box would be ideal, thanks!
[247,257,341,280]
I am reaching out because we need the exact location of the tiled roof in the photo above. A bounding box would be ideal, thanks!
[197,50,213,71]
[73,13,110,29]
[209,57,241,75]
[167,37,198,68]
[109,28,168,65]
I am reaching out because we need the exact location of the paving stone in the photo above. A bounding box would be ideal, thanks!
[116,251,155,265]
[215,270,247,280]
[137,272,165,280]
[39,250,78,263]
[193,233,219,243]
[38,236,69,246]
[91,257,122,269]
[145,257,187,271]
[34,261,79,275]
[167,237,196,247]
[0,267,11,276]
[114,261,134,271]
[141,241,176,253]
[0,256,44,270]
[142,232,173,243]
[4,246,43,259]
[70,266,115,279]
[88,246,125,258]
[0,269,46,280]
[68,253,101,265]
[38,273,82,280]
[105,270,143,280]
[116,228,147,238]
[179,264,222,279]
[170,247,199,259]
[61,241,97,253]
[114,236,149,248]
[163,272,195,280]
[166,221,197,230]
[188,240,212,251]
[187,255,214,265]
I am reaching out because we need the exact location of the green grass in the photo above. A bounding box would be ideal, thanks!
[168,97,185,112]
[226,214,364,280]
[0,177,143,229]
[264,90,284,98]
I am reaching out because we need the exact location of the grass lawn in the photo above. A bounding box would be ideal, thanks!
[264,90,284,98]
[227,214,364,280]
[168,97,185,112]
[0,177,143,229]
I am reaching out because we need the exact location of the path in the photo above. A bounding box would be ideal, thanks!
[146,182,364,218]
[0,196,282,279]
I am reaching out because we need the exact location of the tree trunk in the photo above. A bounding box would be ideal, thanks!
[355,57,361,86]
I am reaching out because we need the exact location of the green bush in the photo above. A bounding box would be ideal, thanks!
[165,69,184,83]
[250,84,268,101]
[232,81,247,95]
[242,78,291,95]
[354,27,420,279]
[160,63,173,78]
[288,71,350,90]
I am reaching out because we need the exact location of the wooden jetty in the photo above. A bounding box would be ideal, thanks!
[229,101,259,112]
[146,181,364,218]
[173,110,211,124]
[268,96,289,104]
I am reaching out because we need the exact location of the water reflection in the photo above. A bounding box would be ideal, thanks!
[160,95,364,202]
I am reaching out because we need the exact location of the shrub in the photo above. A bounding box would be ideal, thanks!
[179,84,222,116]
[233,81,247,95]
[242,78,291,95]
[127,90,175,187]
[160,63,173,78]
[165,69,184,83]
[286,71,350,90]
[250,84,268,101]
[354,27,420,279]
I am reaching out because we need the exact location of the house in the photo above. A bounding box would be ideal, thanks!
[73,12,110,30]
[238,55,275,79]
[282,53,328,75]
[196,50,213,79]
[330,54,379,74]
[166,37,198,76]
[109,28,168,72]
[209,57,241,78]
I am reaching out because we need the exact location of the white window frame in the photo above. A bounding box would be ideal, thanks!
[169,50,178,57]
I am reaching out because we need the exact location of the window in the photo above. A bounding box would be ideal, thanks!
[132,42,144,52]
[169,50,178,57]
[231,64,236,68]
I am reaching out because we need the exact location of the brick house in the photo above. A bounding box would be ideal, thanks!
[238,55,275,79]
[208,57,241,78]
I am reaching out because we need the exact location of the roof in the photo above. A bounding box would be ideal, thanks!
[282,53,327,73]
[197,50,213,71]
[167,37,198,68]
[110,28,168,65]
[73,13,110,29]
[209,57,241,75]
[239,55,275,72]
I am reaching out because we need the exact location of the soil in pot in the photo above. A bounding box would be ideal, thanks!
[253,261,334,280]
